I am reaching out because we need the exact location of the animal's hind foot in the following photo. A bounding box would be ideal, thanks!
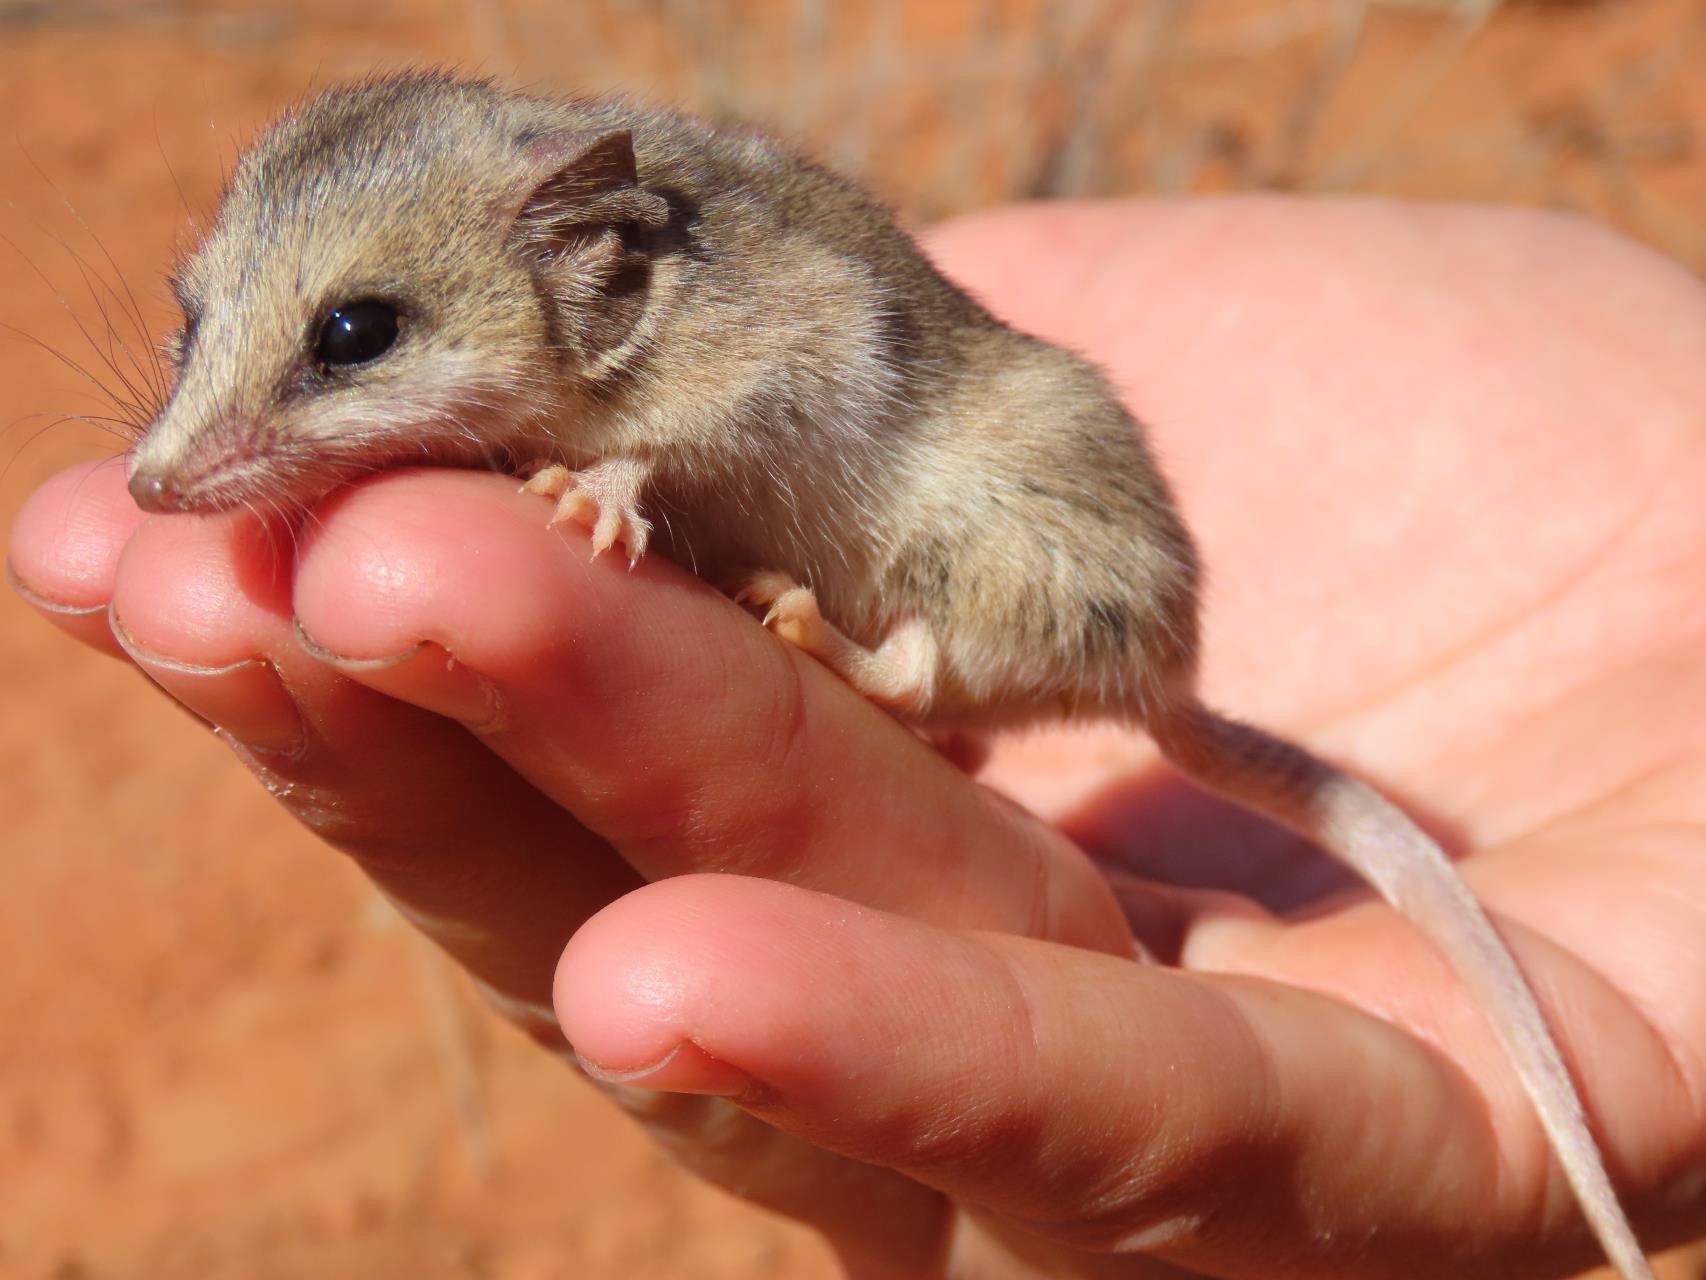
[735,569,938,717]
[734,571,826,651]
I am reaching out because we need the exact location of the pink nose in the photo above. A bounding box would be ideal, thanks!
[129,470,187,513]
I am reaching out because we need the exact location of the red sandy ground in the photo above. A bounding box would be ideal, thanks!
[0,4,1700,1277]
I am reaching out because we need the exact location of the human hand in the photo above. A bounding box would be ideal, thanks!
[8,198,1704,1278]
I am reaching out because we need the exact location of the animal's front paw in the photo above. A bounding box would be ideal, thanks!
[521,459,652,565]
[734,571,826,652]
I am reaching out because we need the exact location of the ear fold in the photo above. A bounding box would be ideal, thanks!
[508,129,672,368]
[510,129,669,261]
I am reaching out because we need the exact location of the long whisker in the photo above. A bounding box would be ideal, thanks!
[0,413,128,488]
[153,113,203,240]
[53,237,169,412]
[19,144,171,411]
[3,409,142,445]
[0,322,153,427]
[52,253,160,421]
[0,227,161,425]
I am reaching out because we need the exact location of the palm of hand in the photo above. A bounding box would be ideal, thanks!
[940,200,1706,1276]
[9,199,1704,1279]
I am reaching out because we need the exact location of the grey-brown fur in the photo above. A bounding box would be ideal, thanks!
[134,70,1197,725]
[126,72,1650,1277]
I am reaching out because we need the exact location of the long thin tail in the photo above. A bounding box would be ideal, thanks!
[1147,699,1653,1280]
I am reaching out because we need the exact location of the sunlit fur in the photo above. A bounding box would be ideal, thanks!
[129,70,1200,728]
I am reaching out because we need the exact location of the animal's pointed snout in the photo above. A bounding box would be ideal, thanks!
[128,469,186,514]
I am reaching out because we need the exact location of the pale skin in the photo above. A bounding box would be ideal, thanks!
[8,199,1706,1279]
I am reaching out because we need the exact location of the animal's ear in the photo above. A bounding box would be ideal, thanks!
[509,129,671,367]
[509,129,669,259]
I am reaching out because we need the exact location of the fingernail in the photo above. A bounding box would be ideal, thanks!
[5,560,105,617]
[110,609,307,755]
[575,1042,759,1098]
[294,620,507,732]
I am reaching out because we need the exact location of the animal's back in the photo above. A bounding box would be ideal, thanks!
[224,73,1203,725]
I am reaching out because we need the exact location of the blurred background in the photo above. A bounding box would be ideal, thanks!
[0,2,1701,1277]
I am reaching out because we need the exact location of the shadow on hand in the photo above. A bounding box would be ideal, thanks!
[1058,762,1468,919]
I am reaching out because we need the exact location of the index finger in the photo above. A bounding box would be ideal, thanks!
[290,468,1135,955]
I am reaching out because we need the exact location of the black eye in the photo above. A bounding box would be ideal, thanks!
[316,301,400,368]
